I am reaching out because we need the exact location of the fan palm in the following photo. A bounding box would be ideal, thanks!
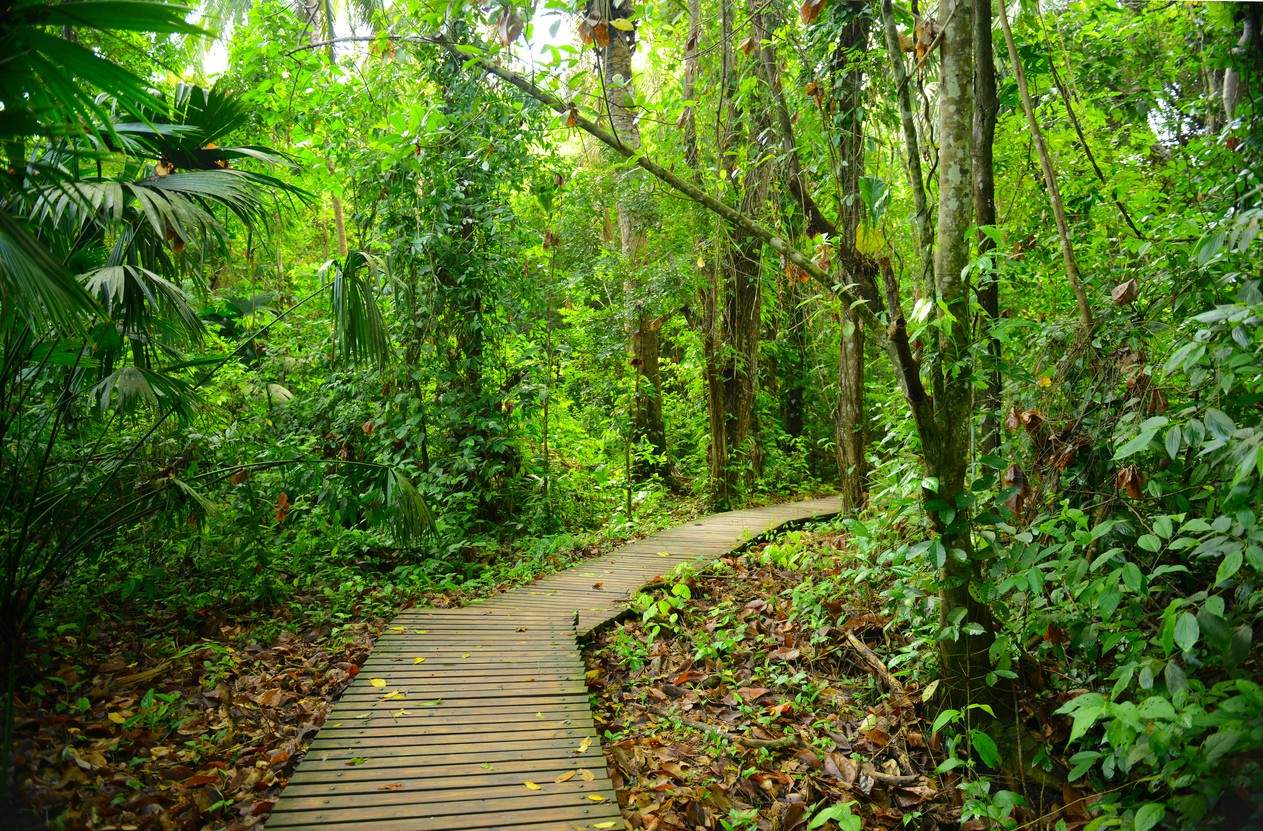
[0,1,419,796]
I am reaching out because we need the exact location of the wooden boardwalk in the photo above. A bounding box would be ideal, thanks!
[267,496,840,831]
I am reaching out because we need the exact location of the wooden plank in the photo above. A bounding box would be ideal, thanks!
[267,496,839,831]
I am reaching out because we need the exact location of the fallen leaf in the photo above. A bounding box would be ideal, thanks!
[594,824,618,830]
[377,782,403,791]
[577,737,592,754]
[413,657,426,664]
[588,793,606,801]
[347,757,368,766]
[737,686,770,703]
[369,678,387,688]
[578,768,595,781]
[524,780,541,790]
[382,690,405,701]
[555,770,577,783]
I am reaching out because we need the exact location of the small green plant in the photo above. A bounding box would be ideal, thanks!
[808,800,862,830]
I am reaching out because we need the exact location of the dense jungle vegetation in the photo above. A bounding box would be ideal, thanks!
[1,0,1261,828]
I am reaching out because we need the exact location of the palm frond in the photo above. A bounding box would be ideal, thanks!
[331,251,391,366]
[0,211,97,332]
[385,467,434,544]
[93,365,199,417]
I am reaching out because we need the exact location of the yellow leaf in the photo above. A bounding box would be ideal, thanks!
[107,712,127,724]
[577,737,592,754]
[594,824,618,830]
[414,629,428,634]
[855,222,885,256]
[369,678,387,688]
[1038,376,1052,388]
[523,780,541,790]
[610,17,634,31]
[382,690,405,701]
[462,652,471,659]
[657,551,670,557]
[413,657,426,664]
[554,770,576,783]
[578,768,595,781]
[588,793,606,802]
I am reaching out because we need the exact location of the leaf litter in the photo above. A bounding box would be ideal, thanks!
[584,533,956,830]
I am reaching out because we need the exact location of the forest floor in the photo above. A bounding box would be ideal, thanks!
[8,501,697,829]
[8,489,827,829]
[584,526,1093,831]
[12,500,1089,831]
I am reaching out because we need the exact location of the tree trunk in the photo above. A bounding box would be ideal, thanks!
[973,0,1001,455]
[831,4,871,511]
[997,0,1093,331]
[599,0,666,478]
[723,235,762,485]
[929,0,1003,714]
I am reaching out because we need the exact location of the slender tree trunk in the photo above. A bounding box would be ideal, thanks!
[997,0,1093,331]
[723,237,762,485]
[881,0,933,292]
[973,0,1001,455]
[599,0,666,478]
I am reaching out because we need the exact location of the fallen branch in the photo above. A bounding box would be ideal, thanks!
[845,631,905,696]
[649,706,799,749]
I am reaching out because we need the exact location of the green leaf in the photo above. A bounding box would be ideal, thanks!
[1114,429,1155,460]
[1137,534,1161,553]
[1164,426,1182,459]
[970,729,1000,768]
[1215,548,1243,585]
[808,802,861,831]
[1173,612,1199,652]
[1134,802,1165,831]
[1055,692,1106,743]
[931,708,960,736]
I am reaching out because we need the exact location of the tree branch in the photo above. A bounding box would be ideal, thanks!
[430,38,888,335]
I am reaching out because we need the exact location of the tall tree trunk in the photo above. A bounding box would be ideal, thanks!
[598,0,666,478]
[973,0,1001,455]
[723,236,762,484]
[928,0,1003,714]
[880,0,933,292]
[832,4,870,512]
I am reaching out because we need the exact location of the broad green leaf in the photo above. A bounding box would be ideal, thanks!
[1173,612,1199,652]
[1134,802,1165,831]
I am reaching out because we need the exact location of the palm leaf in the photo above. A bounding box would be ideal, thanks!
[331,251,391,366]
[0,211,97,332]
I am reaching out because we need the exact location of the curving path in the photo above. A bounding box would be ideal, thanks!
[266,496,840,831]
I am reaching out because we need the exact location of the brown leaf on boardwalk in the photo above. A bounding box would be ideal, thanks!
[555,769,577,783]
